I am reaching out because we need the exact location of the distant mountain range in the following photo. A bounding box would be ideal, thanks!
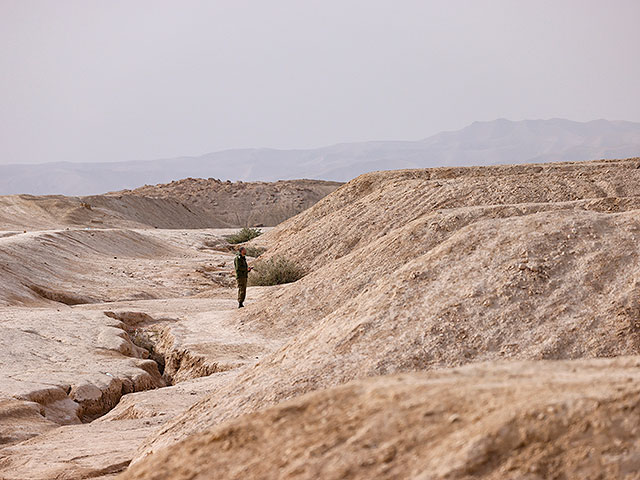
[2,118,640,195]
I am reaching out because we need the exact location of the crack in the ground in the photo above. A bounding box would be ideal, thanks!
[97,310,234,418]
[10,309,238,437]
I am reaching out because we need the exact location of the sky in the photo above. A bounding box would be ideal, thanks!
[1,0,639,165]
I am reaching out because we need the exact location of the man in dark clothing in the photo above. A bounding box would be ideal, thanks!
[234,247,252,308]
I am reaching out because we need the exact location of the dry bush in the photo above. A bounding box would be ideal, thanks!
[201,237,230,251]
[226,227,262,244]
[244,246,267,258]
[249,256,305,286]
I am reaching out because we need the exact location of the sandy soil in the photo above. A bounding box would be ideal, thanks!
[0,178,340,231]
[123,158,640,479]
[0,194,224,230]
[120,178,342,227]
[0,228,278,479]
[124,357,640,480]
[3,158,640,479]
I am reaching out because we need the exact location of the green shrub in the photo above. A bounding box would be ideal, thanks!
[226,227,262,244]
[249,256,305,286]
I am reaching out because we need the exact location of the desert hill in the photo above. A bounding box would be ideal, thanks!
[3,158,640,479]
[1,118,639,196]
[0,179,340,231]
[0,228,201,307]
[125,357,640,480]
[119,178,342,228]
[124,158,640,476]
[0,195,229,231]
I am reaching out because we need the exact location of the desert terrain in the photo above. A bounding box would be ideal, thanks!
[0,178,341,231]
[120,178,342,228]
[2,159,640,479]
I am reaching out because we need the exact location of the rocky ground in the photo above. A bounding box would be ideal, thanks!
[2,159,640,479]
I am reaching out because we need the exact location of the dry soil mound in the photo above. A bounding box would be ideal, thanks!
[0,194,227,231]
[120,178,342,227]
[132,158,640,460]
[0,179,340,231]
[0,229,180,306]
[123,357,640,480]
[0,227,256,307]
[254,158,640,271]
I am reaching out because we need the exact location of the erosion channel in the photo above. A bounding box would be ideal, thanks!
[0,228,275,480]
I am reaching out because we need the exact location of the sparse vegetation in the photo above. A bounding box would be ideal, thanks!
[244,246,267,258]
[226,227,262,244]
[201,237,230,252]
[249,256,305,286]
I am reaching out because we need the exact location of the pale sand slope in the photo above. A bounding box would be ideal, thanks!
[127,159,640,473]
[124,357,640,480]
[0,227,244,306]
[0,194,227,231]
[0,228,279,479]
[0,178,341,231]
[121,178,343,227]
[5,159,640,479]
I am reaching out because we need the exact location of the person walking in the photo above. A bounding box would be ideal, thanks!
[234,246,252,308]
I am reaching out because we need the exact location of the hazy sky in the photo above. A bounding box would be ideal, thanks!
[1,0,639,165]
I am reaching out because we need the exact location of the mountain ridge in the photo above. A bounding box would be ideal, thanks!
[2,118,639,195]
